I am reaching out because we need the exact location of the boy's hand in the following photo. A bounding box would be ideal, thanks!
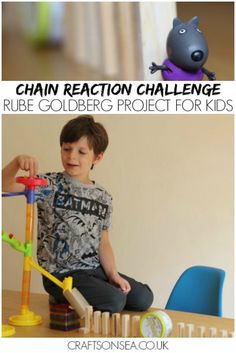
[2,155,40,192]
[109,273,131,294]
[17,155,39,177]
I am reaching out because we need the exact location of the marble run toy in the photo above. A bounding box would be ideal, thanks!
[2,324,15,337]
[2,176,89,331]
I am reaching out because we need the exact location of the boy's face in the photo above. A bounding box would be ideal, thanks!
[61,136,103,183]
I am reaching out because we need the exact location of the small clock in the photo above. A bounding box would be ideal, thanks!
[140,310,172,337]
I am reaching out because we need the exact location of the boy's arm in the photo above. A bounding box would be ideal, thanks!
[2,155,39,192]
[99,230,131,294]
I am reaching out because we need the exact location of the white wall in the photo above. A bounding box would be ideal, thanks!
[2,114,234,318]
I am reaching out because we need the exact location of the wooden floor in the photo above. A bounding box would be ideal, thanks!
[2,31,106,81]
[2,290,234,338]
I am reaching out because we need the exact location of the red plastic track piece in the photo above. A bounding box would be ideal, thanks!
[16,176,48,189]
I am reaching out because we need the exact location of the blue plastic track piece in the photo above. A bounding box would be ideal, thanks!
[2,192,26,197]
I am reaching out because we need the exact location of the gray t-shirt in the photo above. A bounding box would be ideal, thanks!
[36,172,112,274]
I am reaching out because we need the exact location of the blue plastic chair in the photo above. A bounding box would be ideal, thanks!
[165,266,225,316]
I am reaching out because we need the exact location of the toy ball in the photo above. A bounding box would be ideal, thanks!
[149,16,216,81]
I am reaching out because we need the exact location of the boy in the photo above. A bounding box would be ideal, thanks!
[2,115,153,313]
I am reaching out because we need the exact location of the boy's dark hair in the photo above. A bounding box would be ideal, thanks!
[60,115,109,155]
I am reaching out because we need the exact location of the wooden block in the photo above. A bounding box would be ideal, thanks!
[228,331,234,337]
[85,306,93,333]
[79,327,89,334]
[197,326,206,337]
[94,311,101,335]
[117,3,138,80]
[71,3,87,64]
[219,329,228,337]
[186,323,194,337]
[85,3,102,71]
[131,315,140,337]
[138,2,177,80]
[177,322,185,337]
[121,314,130,337]
[63,288,89,318]
[102,312,110,336]
[99,3,119,77]
[111,313,120,337]
[208,327,217,337]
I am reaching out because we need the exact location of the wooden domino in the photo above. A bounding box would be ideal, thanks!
[177,322,185,337]
[111,313,121,337]
[131,315,140,337]
[101,312,110,336]
[186,323,194,337]
[219,329,228,337]
[79,305,143,337]
[208,327,217,337]
[197,326,206,337]
[121,314,130,337]
[94,311,101,335]
[84,305,93,333]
